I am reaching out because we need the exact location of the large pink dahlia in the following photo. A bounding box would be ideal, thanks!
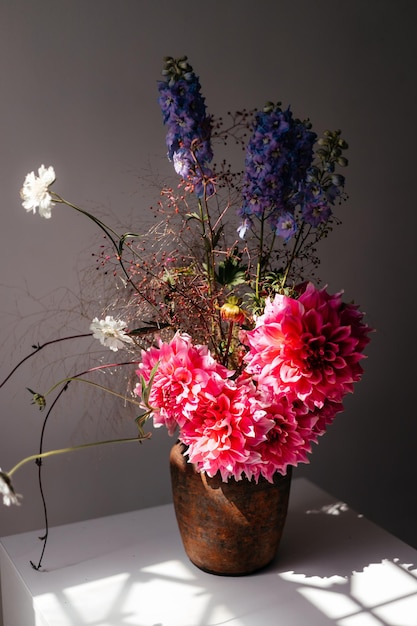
[134,332,232,434]
[244,397,318,482]
[245,282,371,411]
[179,378,273,481]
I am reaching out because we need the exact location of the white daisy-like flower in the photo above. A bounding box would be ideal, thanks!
[20,164,56,218]
[90,315,134,352]
[0,470,22,507]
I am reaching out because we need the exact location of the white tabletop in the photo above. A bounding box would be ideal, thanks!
[1,477,417,626]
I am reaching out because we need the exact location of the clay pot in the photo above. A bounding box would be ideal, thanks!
[169,441,292,576]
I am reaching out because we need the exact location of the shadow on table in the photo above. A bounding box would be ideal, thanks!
[259,485,417,626]
[9,482,417,626]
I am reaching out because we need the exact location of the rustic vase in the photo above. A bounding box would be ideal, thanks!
[169,441,292,576]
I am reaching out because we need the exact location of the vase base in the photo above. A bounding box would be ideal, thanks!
[170,442,292,577]
[188,555,276,577]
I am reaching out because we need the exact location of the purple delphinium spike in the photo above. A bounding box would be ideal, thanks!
[240,103,316,239]
[158,57,214,198]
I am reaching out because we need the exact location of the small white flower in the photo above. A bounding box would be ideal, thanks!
[20,164,56,218]
[237,218,250,239]
[0,470,22,507]
[90,315,134,352]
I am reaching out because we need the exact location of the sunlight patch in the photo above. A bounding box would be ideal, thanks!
[36,573,130,626]
[141,559,197,581]
[306,501,349,516]
[351,559,417,607]
[298,587,361,619]
[280,570,347,588]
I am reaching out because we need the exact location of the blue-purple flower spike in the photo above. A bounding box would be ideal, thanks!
[298,129,348,227]
[240,102,317,240]
[158,56,214,197]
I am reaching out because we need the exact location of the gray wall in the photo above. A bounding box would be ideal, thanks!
[0,0,416,557]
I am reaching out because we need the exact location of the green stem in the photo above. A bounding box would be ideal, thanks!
[0,333,92,389]
[43,374,144,408]
[8,435,149,478]
[51,193,160,311]
[223,321,234,367]
[51,193,122,247]
[255,215,266,299]
[280,221,309,290]
[197,197,215,292]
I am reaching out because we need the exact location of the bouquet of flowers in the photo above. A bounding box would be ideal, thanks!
[2,56,371,512]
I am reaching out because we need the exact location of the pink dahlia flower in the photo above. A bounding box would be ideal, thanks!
[133,286,371,483]
[245,282,371,411]
[180,376,274,481]
[243,397,318,482]
[134,332,232,434]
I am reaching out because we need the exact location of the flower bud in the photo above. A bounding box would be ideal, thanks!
[337,156,349,167]
[338,138,349,149]
[220,297,245,324]
[331,174,345,187]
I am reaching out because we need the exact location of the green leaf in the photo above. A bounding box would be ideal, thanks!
[129,322,170,336]
[118,232,139,255]
[141,361,160,408]
[216,250,247,287]
[185,212,202,222]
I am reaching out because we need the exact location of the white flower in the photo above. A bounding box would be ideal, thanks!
[0,470,22,507]
[20,164,56,218]
[237,218,250,239]
[90,316,134,352]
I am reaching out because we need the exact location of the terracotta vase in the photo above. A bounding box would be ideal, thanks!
[169,441,292,576]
